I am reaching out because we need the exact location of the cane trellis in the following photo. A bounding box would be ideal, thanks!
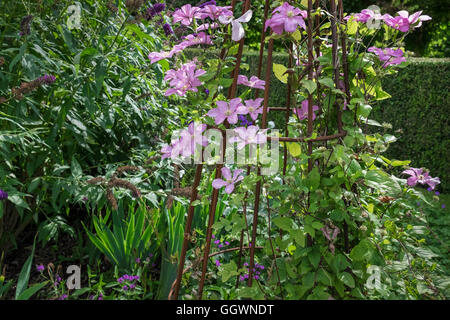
[169,0,351,300]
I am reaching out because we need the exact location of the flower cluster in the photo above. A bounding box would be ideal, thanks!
[348,8,431,33]
[117,274,140,291]
[146,2,166,20]
[172,3,232,26]
[265,3,307,35]
[19,15,33,36]
[368,47,406,68]
[238,114,252,127]
[164,61,206,97]
[239,262,265,281]
[161,122,208,160]
[148,32,213,64]
[402,168,440,190]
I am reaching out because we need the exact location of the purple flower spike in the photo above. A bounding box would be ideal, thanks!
[0,189,8,200]
[163,23,174,36]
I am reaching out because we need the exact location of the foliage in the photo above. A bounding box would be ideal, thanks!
[0,0,175,254]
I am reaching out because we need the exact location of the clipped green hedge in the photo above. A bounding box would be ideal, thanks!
[241,52,450,192]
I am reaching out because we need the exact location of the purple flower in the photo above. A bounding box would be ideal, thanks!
[353,9,383,24]
[135,258,141,264]
[58,294,68,300]
[163,23,174,36]
[212,167,245,194]
[153,3,166,13]
[383,11,431,32]
[442,204,446,209]
[207,98,244,125]
[402,168,440,190]
[0,189,8,200]
[36,264,45,272]
[224,241,230,246]
[215,259,221,267]
[214,239,220,245]
[238,114,252,127]
[19,15,33,36]
[199,0,217,8]
[265,3,307,34]
[368,47,406,68]
[204,88,210,96]
[129,283,136,289]
[293,100,320,121]
[38,74,56,85]
[435,191,440,196]
[122,285,128,291]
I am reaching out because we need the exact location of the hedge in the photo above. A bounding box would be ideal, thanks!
[186,50,450,192]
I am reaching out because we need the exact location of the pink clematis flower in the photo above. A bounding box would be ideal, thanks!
[164,61,206,97]
[402,168,440,190]
[207,98,244,125]
[293,100,319,121]
[354,9,383,23]
[265,3,307,35]
[197,5,233,20]
[237,98,264,121]
[368,47,406,68]
[218,10,253,41]
[212,167,245,194]
[397,10,432,29]
[197,22,220,31]
[237,75,265,90]
[230,125,267,150]
[178,122,209,157]
[148,50,174,64]
[179,32,213,48]
[382,14,410,32]
[172,4,201,26]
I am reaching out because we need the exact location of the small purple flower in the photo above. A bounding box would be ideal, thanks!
[253,275,260,280]
[218,244,223,248]
[153,3,166,13]
[129,283,136,289]
[435,191,440,196]
[163,23,174,36]
[135,258,141,264]
[38,74,56,85]
[214,239,220,245]
[118,277,124,284]
[36,264,45,272]
[58,294,68,300]
[122,285,128,291]
[0,189,8,200]
[442,204,446,209]
[224,241,230,246]
[98,293,103,300]
[212,234,215,239]
[427,187,433,192]
[204,88,210,96]
[402,168,440,190]
[215,259,221,267]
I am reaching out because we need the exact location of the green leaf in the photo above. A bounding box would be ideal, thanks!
[218,261,239,282]
[273,63,288,83]
[339,272,355,288]
[318,78,335,88]
[350,239,373,262]
[357,104,372,118]
[15,239,36,299]
[302,80,317,94]
[287,142,302,157]
[16,281,48,300]
[273,217,293,231]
